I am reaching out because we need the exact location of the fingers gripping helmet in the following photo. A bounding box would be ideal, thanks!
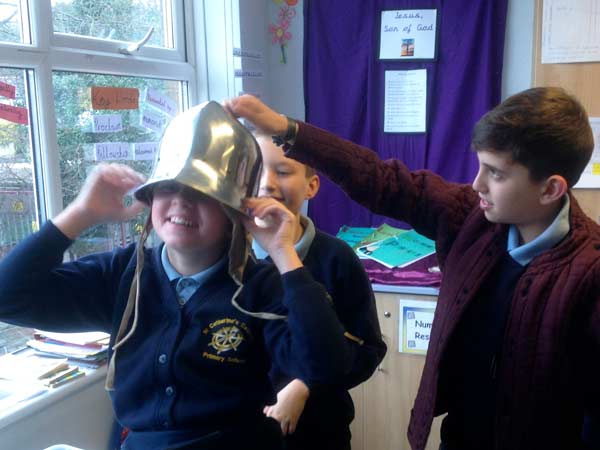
[134,100,262,210]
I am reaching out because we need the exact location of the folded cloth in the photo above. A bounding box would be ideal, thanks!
[362,253,441,287]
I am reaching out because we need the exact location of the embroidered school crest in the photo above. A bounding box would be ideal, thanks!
[210,325,244,353]
[202,317,253,364]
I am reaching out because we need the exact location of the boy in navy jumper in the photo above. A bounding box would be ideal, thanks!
[0,104,351,450]
[253,134,387,450]
[226,88,600,450]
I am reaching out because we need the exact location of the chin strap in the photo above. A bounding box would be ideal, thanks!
[105,215,151,391]
[221,205,287,321]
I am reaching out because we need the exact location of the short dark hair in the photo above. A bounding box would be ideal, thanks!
[471,87,594,187]
[254,131,317,178]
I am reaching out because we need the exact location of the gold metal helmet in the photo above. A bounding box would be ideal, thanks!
[134,100,262,211]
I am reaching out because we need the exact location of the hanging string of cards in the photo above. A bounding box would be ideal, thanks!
[90,86,178,162]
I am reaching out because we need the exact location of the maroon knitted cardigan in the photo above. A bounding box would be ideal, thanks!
[288,122,600,450]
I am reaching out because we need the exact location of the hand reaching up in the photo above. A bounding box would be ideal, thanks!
[53,163,146,239]
[224,95,288,136]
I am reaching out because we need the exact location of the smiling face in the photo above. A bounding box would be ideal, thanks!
[257,136,319,216]
[150,181,230,271]
[472,150,564,244]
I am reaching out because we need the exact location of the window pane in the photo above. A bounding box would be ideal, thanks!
[52,0,173,48]
[0,67,37,352]
[52,71,184,258]
[0,0,29,44]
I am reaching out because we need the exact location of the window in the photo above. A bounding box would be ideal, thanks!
[0,0,30,44]
[0,0,200,354]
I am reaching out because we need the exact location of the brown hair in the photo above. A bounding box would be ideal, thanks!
[254,132,316,178]
[471,87,594,187]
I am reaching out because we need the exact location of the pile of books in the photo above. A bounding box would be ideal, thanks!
[336,224,436,269]
[27,330,110,370]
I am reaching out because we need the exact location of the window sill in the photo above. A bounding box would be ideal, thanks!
[0,365,107,431]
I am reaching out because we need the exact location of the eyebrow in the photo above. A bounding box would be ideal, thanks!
[481,162,506,174]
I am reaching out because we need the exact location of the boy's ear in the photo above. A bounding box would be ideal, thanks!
[540,175,568,205]
[305,174,320,200]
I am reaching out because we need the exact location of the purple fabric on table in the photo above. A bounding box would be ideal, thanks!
[361,253,441,287]
[303,0,508,235]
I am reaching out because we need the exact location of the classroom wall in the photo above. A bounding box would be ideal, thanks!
[229,0,533,120]
[1,3,536,449]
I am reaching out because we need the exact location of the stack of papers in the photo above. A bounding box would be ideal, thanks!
[28,330,110,368]
[337,224,436,269]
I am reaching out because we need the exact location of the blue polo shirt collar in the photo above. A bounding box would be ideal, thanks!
[507,195,570,266]
[252,215,316,261]
[161,244,227,303]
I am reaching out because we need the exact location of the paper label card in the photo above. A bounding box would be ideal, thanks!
[398,299,437,354]
[145,87,178,117]
[134,142,159,161]
[384,69,427,133]
[379,9,438,60]
[234,69,263,78]
[0,81,16,99]
[94,142,131,161]
[140,109,168,133]
[92,114,123,133]
[0,103,28,125]
[575,117,600,188]
[91,87,139,110]
[233,47,263,60]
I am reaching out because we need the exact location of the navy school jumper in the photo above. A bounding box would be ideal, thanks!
[259,227,387,449]
[0,221,353,450]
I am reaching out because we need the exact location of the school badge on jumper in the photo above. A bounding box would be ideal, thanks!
[202,318,253,364]
[210,325,244,354]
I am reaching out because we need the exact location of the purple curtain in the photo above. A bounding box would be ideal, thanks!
[303,0,508,235]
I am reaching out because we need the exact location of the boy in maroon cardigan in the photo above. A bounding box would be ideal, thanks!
[225,88,600,450]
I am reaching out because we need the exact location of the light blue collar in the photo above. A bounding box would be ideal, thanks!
[507,195,570,266]
[252,215,316,261]
[161,245,227,303]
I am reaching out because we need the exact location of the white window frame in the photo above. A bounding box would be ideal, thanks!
[0,0,201,219]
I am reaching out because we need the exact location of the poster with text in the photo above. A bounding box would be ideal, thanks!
[379,9,438,60]
[398,299,437,355]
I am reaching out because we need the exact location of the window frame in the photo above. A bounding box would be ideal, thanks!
[0,0,199,219]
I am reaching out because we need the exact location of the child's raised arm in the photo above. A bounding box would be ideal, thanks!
[53,163,146,239]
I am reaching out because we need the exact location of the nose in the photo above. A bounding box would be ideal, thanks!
[472,168,485,193]
[259,168,276,195]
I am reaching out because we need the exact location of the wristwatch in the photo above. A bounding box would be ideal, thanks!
[272,116,298,150]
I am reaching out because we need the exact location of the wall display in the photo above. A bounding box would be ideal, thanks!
[134,142,158,161]
[542,0,600,64]
[144,87,177,117]
[233,47,263,61]
[575,117,600,188]
[384,69,427,133]
[92,114,123,133]
[234,69,264,79]
[379,9,438,60]
[94,142,131,161]
[268,2,298,64]
[140,108,167,133]
[0,81,16,99]
[0,103,28,125]
[91,86,139,110]
[398,299,436,355]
